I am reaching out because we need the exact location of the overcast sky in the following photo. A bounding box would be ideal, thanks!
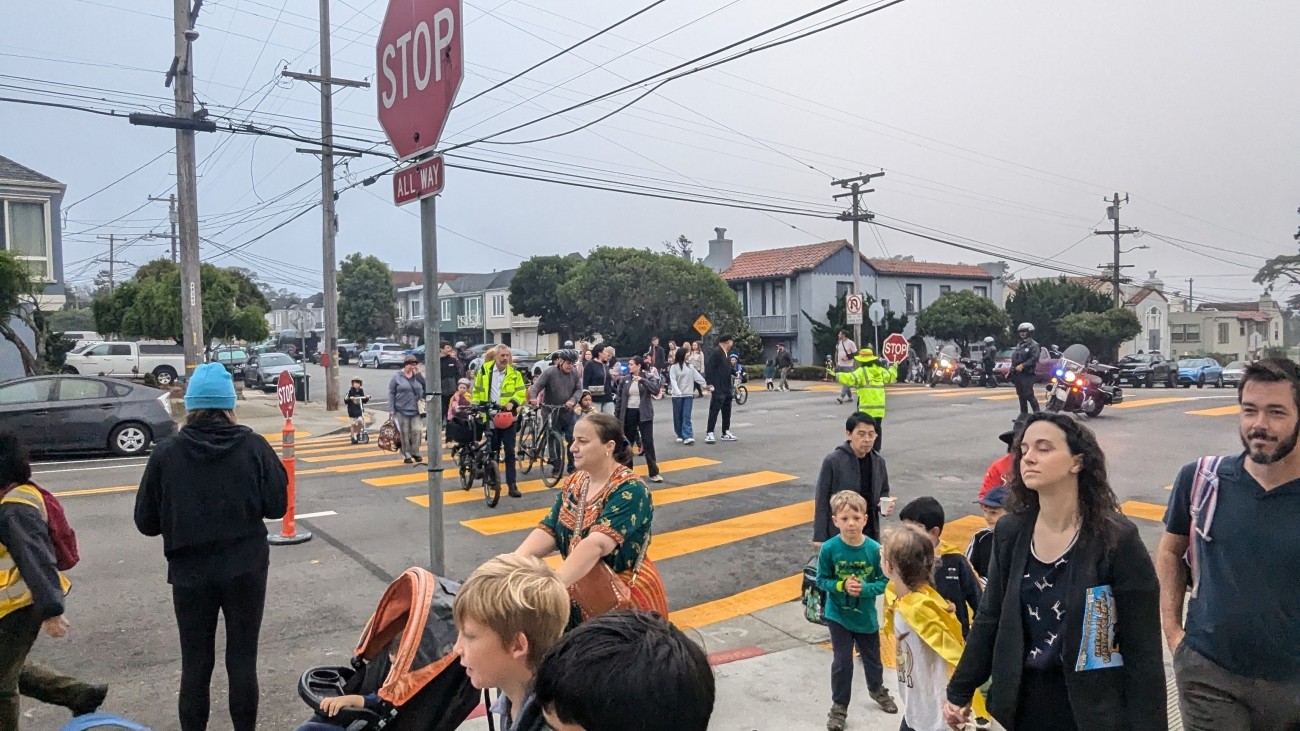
[5,0,1298,305]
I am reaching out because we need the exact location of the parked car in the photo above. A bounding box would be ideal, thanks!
[992,349,1014,380]
[243,352,305,392]
[1222,360,1246,386]
[1176,357,1225,388]
[0,375,175,456]
[211,345,250,378]
[63,340,187,386]
[405,344,426,364]
[1115,352,1177,388]
[360,343,408,369]
[337,341,361,365]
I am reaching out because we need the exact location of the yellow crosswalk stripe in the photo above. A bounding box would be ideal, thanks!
[979,393,1020,401]
[403,458,721,505]
[300,450,453,464]
[257,430,313,440]
[1111,397,1194,410]
[1120,500,1165,522]
[460,471,797,536]
[1187,405,1239,417]
[299,458,422,476]
[54,485,137,497]
[671,575,802,629]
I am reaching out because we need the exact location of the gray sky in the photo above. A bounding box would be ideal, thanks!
[5,0,1298,305]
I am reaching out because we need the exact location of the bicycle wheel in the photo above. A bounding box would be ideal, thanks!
[735,386,749,405]
[482,457,501,508]
[517,421,539,474]
[458,449,474,490]
[540,428,565,488]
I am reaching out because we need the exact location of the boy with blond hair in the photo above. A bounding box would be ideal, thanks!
[816,490,897,731]
[453,554,570,731]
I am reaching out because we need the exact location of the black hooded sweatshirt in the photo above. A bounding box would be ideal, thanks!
[135,421,288,586]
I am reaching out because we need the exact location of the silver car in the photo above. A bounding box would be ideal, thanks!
[243,352,305,392]
[1222,360,1246,386]
[360,343,408,369]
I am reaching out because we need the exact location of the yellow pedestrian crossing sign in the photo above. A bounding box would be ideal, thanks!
[693,315,712,337]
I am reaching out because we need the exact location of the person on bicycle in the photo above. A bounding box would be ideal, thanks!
[472,346,528,498]
[527,348,582,476]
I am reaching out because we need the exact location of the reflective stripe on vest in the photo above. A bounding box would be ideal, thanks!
[0,485,71,619]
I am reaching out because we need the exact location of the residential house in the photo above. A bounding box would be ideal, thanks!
[1008,271,1173,358]
[708,228,1003,365]
[1169,295,1283,362]
[264,292,324,336]
[397,269,559,353]
[0,155,67,379]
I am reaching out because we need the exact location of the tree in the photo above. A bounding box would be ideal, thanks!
[0,250,46,375]
[1004,278,1111,349]
[48,307,97,333]
[1055,308,1142,362]
[558,247,744,353]
[661,234,694,262]
[1253,209,1300,309]
[803,293,908,361]
[916,290,1012,355]
[338,253,397,343]
[508,255,584,340]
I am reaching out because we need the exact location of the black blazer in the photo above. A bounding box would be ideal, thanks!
[704,347,732,390]
[946,509,1166,730]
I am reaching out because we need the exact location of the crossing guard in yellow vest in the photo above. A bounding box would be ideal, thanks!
[831,348,897,451]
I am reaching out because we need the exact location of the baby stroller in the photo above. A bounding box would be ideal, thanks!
[298,568,480,731]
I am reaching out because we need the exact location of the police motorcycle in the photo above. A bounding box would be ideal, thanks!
[1044,343,1123,417]
[928,345,970,388]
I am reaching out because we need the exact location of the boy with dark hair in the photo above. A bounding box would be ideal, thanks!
[345,378,370,443]
[897,497,983,638]
[965,486,1006,584]
[534,611,715,731]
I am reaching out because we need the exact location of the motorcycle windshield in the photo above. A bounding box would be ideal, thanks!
[1062,344,1090,366]
[939,345,960,358]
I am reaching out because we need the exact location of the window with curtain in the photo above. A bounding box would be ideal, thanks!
[3,200,50,279]
[772,281,786,315]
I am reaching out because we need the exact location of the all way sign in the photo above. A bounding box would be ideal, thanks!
[393,156,445,206]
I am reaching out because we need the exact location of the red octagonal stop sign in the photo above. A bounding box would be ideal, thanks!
[377,0,464,161]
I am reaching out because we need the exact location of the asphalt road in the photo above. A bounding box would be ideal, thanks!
[25,380,1242,729]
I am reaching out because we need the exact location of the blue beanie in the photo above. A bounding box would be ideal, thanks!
[184,362,237,411]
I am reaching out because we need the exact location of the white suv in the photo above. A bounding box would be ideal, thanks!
[360,343,407,369]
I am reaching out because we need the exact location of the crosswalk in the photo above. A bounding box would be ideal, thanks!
[884,384,1239,416]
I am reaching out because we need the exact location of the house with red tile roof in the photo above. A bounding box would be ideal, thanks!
[702,228,1005,364]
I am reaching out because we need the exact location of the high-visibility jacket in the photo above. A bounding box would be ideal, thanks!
[835,359,897,418]
[472,362,527,409]
[0,484,70,620]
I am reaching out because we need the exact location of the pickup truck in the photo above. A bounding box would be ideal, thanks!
[64,341,187,386]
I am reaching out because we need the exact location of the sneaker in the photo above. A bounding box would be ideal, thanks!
[508,486,522,498]
[70,684,108,717]
[683,437,695,445]
[836,397,845,404]
[705,432,716,444]
[721,431,737,441]
[675,437,684,443]
[403,456,414,464]
[869,686,898,714]
[826,703,848,731]
[649,475,663,483]
[412,455,424,463]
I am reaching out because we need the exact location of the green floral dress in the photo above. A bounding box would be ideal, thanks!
[539,466,653,574]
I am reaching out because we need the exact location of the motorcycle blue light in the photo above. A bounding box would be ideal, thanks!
[1055,369,1063,377]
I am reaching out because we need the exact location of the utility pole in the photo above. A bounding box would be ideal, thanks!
[96,235,116,293]
[1093,193,1139,308]
[833,172,885,348]
[282,0,369,413]
[171,0,205,377]
[1186,277,1194,311]
[149,194,179,262]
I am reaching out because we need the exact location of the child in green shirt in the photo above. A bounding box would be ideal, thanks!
[816,490,898,731]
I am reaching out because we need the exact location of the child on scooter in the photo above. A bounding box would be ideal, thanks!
[346,378,370,443]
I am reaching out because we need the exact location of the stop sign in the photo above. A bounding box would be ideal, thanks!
[377,0,464,161]
[881,333,910,364]
[277,370,295,420]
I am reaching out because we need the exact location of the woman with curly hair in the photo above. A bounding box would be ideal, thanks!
[942,412,1165,731]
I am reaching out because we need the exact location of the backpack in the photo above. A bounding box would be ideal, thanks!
[800,555,827,625]
[1183,455,1224,599]
[2,482,79,571]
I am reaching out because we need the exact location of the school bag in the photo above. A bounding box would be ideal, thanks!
[1,482,79,571]
[800,555,827,625]
[1183,455,1224,599]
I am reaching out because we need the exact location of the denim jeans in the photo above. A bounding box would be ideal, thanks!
[671,396,695,440]
[826,619,883,706]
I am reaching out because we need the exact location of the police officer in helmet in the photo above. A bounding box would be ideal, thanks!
[1010,323,1041,414]
[981,336,997,388]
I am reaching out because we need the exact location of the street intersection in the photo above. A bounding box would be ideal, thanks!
[24,379,1242,729]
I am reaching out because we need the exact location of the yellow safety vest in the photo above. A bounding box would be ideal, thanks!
[472,363,527,408]
[0,485,71,620]
[835,360,897,418]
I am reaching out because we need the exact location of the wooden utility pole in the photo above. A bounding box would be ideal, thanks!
[96,234,116,293]
[833,172,884,346]
[281,0,369,412]
[149,194,179,262]
[172,0,205,377]
[1093,193,1139,308]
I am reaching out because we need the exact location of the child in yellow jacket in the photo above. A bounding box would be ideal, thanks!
[882,524,987,731]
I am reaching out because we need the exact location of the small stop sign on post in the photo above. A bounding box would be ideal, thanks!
[277,370,295,420]
[882,333,910,364]
[377,0,464,161]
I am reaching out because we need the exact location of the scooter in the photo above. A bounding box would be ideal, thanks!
[1044,344,1123,417]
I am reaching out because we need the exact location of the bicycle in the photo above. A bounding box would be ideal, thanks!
[515,403,543,473]
[732,374,749,406]
[452,404,503,508]
[518,403,567,488]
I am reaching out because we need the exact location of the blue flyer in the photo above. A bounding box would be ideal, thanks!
[1075,584,1125,671]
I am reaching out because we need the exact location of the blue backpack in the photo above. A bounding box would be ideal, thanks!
[60,713,152,731]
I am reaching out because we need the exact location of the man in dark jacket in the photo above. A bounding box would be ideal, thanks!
[774,343,795,391]
[646,336,666,371]
[812,412,892,545]
[0,433,107,726]
[583,344,616,415]
[528,349,582,474]
[437,341,462,422]
[704,334,737,444]
[1010,322,1042,414]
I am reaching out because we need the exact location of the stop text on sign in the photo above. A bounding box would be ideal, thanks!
[379,8,455,110]
[393,155,445,206]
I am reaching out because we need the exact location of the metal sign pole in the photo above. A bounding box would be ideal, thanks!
[421,192,445,576]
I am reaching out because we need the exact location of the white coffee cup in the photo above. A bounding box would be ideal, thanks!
[880,496,898,516]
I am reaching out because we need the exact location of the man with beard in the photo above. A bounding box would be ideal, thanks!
[1156,358,1300,729]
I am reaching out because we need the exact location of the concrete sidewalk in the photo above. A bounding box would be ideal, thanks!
[234,386,360,441]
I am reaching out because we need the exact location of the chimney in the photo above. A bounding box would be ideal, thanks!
[703,227,733,274]
[1143,270,1164,291]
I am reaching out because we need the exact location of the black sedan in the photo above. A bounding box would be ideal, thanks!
[0,375,176,456]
